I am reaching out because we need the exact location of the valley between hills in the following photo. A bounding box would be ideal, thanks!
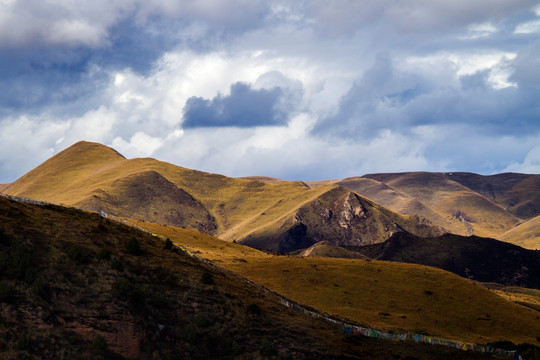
[1,141,540,359]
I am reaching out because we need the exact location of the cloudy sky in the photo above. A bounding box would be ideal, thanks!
[1,0,539,183]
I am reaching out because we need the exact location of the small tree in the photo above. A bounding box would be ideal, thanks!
[200,271,214,285]
[92,334,107,351]
[126,237,141,255]
[164,238,173,250]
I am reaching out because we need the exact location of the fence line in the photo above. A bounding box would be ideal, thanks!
[0,194,524,359]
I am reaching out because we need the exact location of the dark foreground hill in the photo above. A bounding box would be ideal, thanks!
[351,232,540,289]
[0,196,502,360]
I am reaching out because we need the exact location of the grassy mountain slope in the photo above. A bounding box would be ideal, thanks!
[336,177,468,235]
[351,232,540,289]
[2,142,315,236]
[3,142,443,252]
[133,220,540,347]
[442,172,540,219]
[2,195,495,360]
[362,172,521,238]
[238,186,443,252]
[500,215,540,250]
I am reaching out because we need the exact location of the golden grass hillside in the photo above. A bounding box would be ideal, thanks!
[2,142,318,236]
[3,141,443,251]
[500,215,540,250]
[133,220,540,347]
[335,177,468,235]
[362,172,521,238]
[238,186,444,252]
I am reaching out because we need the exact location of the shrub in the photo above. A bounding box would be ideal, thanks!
[97,248,111,261]
[126,237,142,256]
[16,332,32,351]
[164,238,173,250]
[9,239,35,282]
[115,278,145,306]
[182,325,198,344]
[67,246,87,263]
[247,303,261,316]
[260,338,277,356]
[110,258,124,272]
[0,281,14,303]
[150,291,167,308]
[92,334,107,351]
[32,278,51,301]
[194,313,210,328]
[200,271,214,285]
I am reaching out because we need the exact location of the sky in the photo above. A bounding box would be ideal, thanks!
[0,0,539,183]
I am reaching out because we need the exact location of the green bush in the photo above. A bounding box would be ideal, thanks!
[260,338,277,356]
[200,271,214,285]
[0,281,14,303]
[32,278,51,301]
[150,291,167,308]
[126,237,142,255]
[110,258,124,272]
[67,246,87,263]
[247,303,261,316]
[92,334,107,351]
[97,248,111,260]
[194,313,211,328]
[182,324,198,344]
[115,278,145,306]
[16,332,32,351]
[9,239,36,282]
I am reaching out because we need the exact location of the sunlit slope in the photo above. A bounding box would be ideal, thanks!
[238,186,444,252]
[3,141,126,201]
[336,177,468,235]
[3,141,313,234]
[501,215,540,250]
[4,142,445,249]
[135,220,540,346]
[441,172,540,219]
[363,172,521,237]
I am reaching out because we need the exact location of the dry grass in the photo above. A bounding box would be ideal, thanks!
[135,220,540,347]
[362,172,523,239]
[500,215,540,250]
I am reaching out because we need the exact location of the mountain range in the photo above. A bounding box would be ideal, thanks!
[4,141,539,254]
[2,141,540,359]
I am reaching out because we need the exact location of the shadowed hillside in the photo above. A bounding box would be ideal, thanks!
[350,232,540,289]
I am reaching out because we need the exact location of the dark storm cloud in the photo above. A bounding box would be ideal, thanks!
[182,82,288,128]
